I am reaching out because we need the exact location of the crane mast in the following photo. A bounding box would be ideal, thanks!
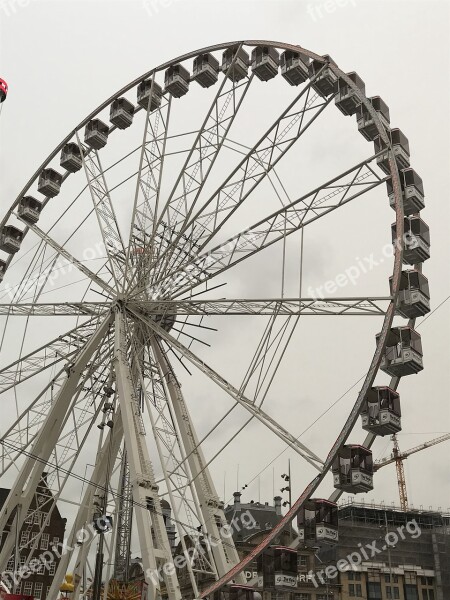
[375,432,450,510]
[392,435,409,511]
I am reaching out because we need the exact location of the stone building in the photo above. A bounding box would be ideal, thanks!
[0,474,67,600]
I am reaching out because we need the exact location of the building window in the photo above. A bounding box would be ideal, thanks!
[296,595,311,600]
[405,572,417,584]
[33,511,42,526]
[422,590,435,600]
[37,562,45,574]
[25,511,33,524]
[46,587,51,600]
[40,533,50,550]
[23,582,33,596]
[298,554,308,568]
[367,582,382,599]
[394,588,400,599]
[351,584,362,597]
[52,537,59,547]
[19,555,26,566]
[349,584,355,597]
[405,585,419,600]
[20,531,30,546]
[6,558,14,570]
[49,562,56,575]
[34,582,43,600]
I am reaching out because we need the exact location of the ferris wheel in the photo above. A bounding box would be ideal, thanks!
[0,41,430,600]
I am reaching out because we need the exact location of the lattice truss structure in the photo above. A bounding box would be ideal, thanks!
[0,41,429,600]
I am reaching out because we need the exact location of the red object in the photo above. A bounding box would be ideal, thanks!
[1,595,34,600]
[0,79,8,103]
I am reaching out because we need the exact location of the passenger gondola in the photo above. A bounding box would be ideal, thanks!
[332,445,373,493]
[378,326,423,377]
[356,96,390,141]
[38,168,63,197]
[18,196,43,224]
[110,97,135,129]
[164,65,190,98]
[374,128,410,174]
[257,546,297,590]
[387,168,425,215]
[361,387,401,436]
[0,225,24,254]
[390,270,430,318]
[280,50,309,86]
[335,72,365,116]
[192,53,220,88]
[297,499,338,545]
[392,216,430,265]
[251,46,279,81]
[60,143,83,173]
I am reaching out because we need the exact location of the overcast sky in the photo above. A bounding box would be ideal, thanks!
[0,0,449,563]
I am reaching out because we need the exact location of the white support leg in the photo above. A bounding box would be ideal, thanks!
[113,308,181,600]
[46,410,124,600]
[152,340,246,585]
[0,315,113,571]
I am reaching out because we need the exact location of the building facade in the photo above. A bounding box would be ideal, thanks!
[318,502,450,600]
[0,474,67,600]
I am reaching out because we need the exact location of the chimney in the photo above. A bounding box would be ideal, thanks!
[233,491,242,511]
[274,496,282,516]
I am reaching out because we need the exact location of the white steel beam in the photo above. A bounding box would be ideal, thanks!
[133,309,323,470]
[113,308,181,600]
[152,339,246,584]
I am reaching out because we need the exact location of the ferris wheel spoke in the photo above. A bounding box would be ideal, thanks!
[17,218,115,297]
[155,72,333,281]
[76,133,127,290]
[135,297,390,317]
[148,338,245,581]
[124,94,172,289]
[157,57,254,241]
[0,328,113,482]
[132,308,323,469]
[0,302,111,317]
[15,356,112,571]
[128,338,220,584]
[151,152,385,299]
[0,317,103,395]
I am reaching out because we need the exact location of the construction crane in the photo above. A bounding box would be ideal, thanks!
[374,432,450,510]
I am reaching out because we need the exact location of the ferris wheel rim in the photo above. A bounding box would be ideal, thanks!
[1,39,395,230]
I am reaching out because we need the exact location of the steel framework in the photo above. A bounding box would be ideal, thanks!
[0,40,429,600]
